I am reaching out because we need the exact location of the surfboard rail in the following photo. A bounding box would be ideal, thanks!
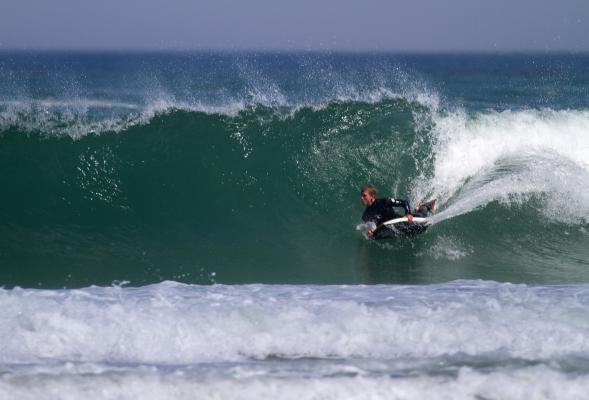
[381,216,429,226]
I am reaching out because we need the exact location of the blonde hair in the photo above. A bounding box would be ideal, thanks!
[360,184,376,196]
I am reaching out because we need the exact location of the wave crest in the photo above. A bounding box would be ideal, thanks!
[416,108,589,225]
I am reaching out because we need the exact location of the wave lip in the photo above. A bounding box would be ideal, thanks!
[0,78,439,137]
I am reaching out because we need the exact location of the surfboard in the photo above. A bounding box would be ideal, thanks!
[382,216,429,227]
[373,216,431,239]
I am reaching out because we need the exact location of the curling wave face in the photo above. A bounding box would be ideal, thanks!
[2,98,589,286]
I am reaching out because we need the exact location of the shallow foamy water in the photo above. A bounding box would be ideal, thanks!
[2,281,589,399]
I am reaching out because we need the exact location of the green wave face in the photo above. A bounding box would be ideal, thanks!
[2,98,589,288]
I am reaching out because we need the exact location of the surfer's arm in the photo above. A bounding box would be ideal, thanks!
[389,198,413,219]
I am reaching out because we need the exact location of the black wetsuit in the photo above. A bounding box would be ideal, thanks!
[362,198,412,226]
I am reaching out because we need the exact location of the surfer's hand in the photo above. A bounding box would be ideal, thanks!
[366,229,374,239]
[406,214,414,223]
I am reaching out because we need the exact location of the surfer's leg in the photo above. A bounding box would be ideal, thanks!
[413,206,429,217]
[413,200,436,217]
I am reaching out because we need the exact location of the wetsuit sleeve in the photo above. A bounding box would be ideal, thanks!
[361,210,370,222]
[389,198,412,215]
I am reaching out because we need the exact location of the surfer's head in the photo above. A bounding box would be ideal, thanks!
[360,184,376,206]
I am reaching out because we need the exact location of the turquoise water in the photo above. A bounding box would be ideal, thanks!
[1,52,589,399]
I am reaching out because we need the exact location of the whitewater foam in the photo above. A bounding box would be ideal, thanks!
[2,362,589,400]
[2,281,589,364]
[416,108,589,225]
[2,281,589,399]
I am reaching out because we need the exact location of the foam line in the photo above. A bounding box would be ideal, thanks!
[2,281,589,364]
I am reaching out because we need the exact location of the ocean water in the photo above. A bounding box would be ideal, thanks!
[1,51,589,398]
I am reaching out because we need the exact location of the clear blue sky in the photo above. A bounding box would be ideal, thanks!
[2,0,588,51]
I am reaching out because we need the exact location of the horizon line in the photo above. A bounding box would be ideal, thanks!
[1,46,589,56]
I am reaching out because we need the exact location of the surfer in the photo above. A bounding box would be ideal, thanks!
[360,184,434,239]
